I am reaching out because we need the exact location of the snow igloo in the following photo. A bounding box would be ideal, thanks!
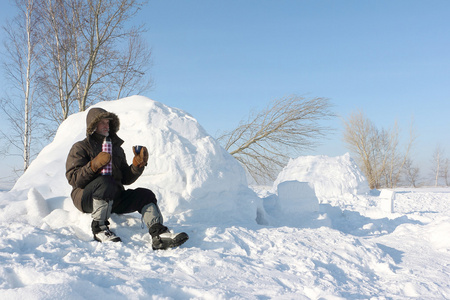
[13,96,262,225]
[272,153,370,201]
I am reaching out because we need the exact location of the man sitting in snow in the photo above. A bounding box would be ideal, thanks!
[65,107,188,249]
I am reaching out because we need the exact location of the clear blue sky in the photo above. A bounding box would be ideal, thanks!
[142,1,449,166]
[1,0,449,188]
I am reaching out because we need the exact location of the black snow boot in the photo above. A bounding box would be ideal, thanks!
[92,220,121,243]
[149,223,189,250]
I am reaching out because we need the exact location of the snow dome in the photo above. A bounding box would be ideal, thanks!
[13,96,261,225]
[272,153,370,200]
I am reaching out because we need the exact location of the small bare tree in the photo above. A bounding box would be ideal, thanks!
[442,158,449,186]
[342,111,415,189]
[342,110,382,189]
[383,120,416,188]
[217,95,334,183]
[430,145,445,186]
[403,158,420,187]
[1,0,42,172]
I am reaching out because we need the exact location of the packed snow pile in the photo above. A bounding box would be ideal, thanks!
[12,96,260,225]
[272,153,370,200]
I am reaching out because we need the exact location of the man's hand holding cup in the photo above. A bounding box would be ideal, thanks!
[132,145,148,168]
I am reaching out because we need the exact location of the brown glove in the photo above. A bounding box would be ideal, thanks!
[90,152,111,172]
[132,146,148,168]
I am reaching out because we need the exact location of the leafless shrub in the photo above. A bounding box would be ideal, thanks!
[342,110,415,189]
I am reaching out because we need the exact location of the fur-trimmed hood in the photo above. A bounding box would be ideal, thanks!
[86,107,120,136]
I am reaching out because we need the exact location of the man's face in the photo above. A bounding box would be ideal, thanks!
[95,119,110,136]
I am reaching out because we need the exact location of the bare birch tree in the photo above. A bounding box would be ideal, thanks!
[441,158,449,186]
[431,145,445,186]
[383,120,416,188]
[217,95,334,183]
[1,0,42,172]
[1,0,152,176]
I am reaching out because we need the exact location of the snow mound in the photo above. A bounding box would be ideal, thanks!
[26,188,50,219]
[272,153,370,200]
[13,96,261,225]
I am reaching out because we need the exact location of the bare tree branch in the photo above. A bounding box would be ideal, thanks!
[217,95,334,183]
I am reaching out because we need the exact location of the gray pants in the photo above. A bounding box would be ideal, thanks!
[92,198,113,230]
[141,202,163,228]
[92,199,163,231]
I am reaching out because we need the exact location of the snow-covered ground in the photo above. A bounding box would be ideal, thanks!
[0,96,449,299]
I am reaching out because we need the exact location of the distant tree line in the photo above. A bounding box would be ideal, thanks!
[220,102,449,188]
[0,0,151,174]
[342,110,449,188]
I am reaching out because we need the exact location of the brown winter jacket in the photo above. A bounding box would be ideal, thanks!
[65,107,144,212]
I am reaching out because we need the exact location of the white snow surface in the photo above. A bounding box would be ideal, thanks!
[0,96,449,299]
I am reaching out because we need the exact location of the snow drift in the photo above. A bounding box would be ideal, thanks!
[13,96,261,225]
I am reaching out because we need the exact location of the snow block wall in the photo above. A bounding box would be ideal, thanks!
[272,153,370,200]
[277,181,319,214]
[13,96,261,225]
[379,189,396,213]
